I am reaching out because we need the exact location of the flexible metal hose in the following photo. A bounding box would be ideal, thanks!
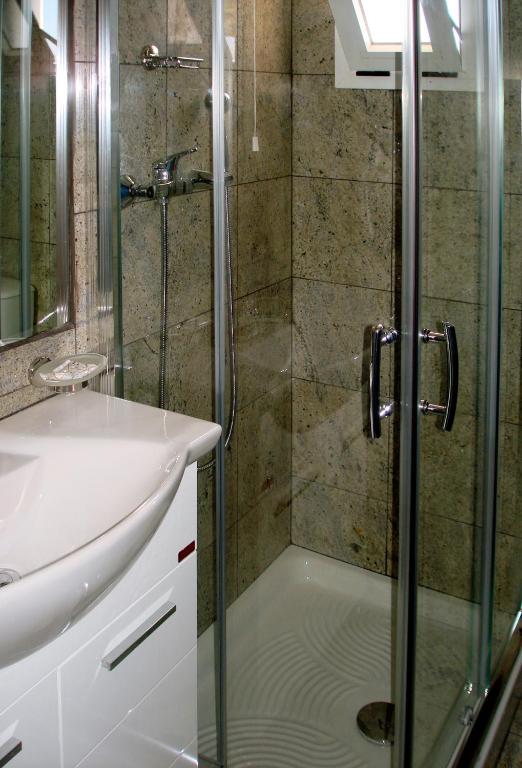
[198,184,237,472]
[159,195,169,410]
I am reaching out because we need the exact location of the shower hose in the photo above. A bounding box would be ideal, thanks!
[157,186,237,472]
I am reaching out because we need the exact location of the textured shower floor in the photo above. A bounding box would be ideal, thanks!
[197,545,470,768]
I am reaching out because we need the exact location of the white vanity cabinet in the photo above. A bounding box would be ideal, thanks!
[0,464,199,768]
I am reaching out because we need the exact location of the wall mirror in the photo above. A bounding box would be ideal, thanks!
[0,0,70,348]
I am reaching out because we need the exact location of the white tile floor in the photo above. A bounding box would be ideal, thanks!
[198,546,473,768]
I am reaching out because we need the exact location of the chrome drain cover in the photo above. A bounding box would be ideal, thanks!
[0,569,21,588]
[357,701,395,746]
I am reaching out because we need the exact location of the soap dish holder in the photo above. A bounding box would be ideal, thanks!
[29,353,108,392]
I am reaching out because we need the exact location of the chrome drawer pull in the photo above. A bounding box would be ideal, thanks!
[0,738,22,766]
[369,323,399,439]
[420,321,459,432]
[101,601,177,671]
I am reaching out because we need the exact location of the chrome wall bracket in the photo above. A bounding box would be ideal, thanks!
[140,44,203,70]
[369,324,399,439]
[420,321,459,432]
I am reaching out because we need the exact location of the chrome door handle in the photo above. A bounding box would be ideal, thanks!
[0,739,22,766]
[101,601,177,671]
[369,324,398,439]
[420,321,459,431]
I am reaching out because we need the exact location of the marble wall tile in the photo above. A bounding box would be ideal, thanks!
[504,194,522,311]
[119,0,167,66]
[73,0,97,63]
[166,67,212,179]
[292,378,390,502]
[419,414,479,527]
[119,65,167,182]
[498,422,522,539]
[292,0,334,75]
[292,477,387,573]
[423,187,480,304]
[293,77,394,183]
[293,278,392,392]
[168,190,213,325]
[237,72,291,183]
[237,279,291,409]
[501,309,522,425]
[73,63,98,214]
[121,200,163,344]
[237,177,291,297]
[293,177,393,291]
[420,297,480,419]
[198,523,238,636]
[238,0,291,74]
[505,80,522,195]
[420,515,478,601]
[422,91,478,191]
[237,482,291,594]
[123,333,161,407]
[494,532,522,614]
[237,382,292,519]
[167,0,213,66]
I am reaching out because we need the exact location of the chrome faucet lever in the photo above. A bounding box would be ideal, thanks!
[163,145,199,176]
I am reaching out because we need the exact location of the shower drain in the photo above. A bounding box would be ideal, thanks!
[0,569,21,588]
[357,701,395,746]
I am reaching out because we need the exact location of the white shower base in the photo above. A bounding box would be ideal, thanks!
[198,545,470,768]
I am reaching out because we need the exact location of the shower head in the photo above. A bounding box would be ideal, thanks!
[205,89,231,113]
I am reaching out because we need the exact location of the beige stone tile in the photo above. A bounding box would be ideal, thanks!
[498,422,522,539]
[237,71,291,183]
[501,309,522,425]
[494,531,522,615]
[292,477,387,573]
[197,429,238,552]
[237,482,291,594]
[119,0,167,65]
[419,514,479,601]
[73,211,98,326]
[31,74,52,161]
[496,731,522,768]
[1,158,20,240]
[505,80,522,194]
[419,414,479,527]
[167,311,213,419]
[0,385,51,420]
[30,159,50,243]
[423,187,481,304]
[197,523,238,636]
[504,0,522,79]
[166,67,213,177]
[238,0,291,74]
[420,297,480,418]
[292,378,390,501]
[168,190,213,325]
[167,0,213,67]
[119,64,167,182]
[292,0,334,75]
[293,279,393,392]
[293,177,393,291]
[0,327,76,396]
[122,333,160,407]
[422,90,479,191]
[73,63,98,214]
[237,177,291,297]
[121,200,163,344]
[293,77,394,183]
[73,0,97,63]
[237,382,292,519]
[504,194,522,311]
[237,280,291,409]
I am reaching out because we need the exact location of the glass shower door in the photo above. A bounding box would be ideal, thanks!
[397,0,504,765]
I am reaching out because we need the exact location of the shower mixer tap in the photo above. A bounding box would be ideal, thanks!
[152,145,199,197]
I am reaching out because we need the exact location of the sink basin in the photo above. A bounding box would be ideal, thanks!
[0,390,221,667]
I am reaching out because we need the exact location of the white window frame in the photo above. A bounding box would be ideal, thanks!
[331,0,481,92]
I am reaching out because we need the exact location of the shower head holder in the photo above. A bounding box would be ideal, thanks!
[141,44,203,71]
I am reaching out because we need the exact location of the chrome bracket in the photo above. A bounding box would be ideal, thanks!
[141,44,203,70]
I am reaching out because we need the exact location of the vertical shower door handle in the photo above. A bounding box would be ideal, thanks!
[369,324,398,439]
[420,321,459,431]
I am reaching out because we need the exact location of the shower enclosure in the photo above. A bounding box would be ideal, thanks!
[102,0,521,766]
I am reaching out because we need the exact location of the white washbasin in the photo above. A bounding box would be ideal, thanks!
[0,390,221,667]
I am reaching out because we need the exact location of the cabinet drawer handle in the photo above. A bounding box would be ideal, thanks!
[0,738,22,766]
[101,601,177,671]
